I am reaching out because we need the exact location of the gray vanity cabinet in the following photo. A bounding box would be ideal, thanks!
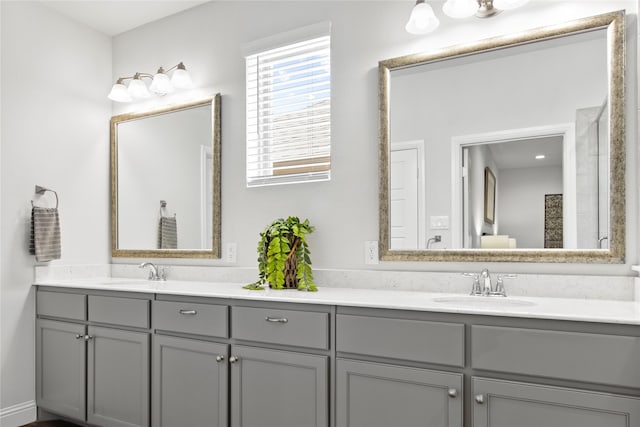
[36,319,87,421]
[335,313,464,427]
[472,377,640,427]
[336,359,463,427]
[86,326,150,427]
[153,335,228,427]
[35,289,151,427]
[230,345,328,427]
[152,298,230,427]
[229,304,330,427]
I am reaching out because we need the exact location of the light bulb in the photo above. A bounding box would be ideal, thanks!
[149,68,174,95]
[405,1,440,35]
[493,0,530,10]
[442,0,477,19]
[107,79,132,102]
[171,62,193,89]
[127,75,151,99]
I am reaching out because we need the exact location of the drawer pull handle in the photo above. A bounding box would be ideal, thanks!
[179,309,198,315]
[75,334,84,340]
[229,356,239,364]
[448,388,457,398]
[475,394,485,404]
[265,316,288,324]
[215,355,225,362]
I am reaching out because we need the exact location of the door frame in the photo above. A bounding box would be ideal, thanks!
[450,123,575,249]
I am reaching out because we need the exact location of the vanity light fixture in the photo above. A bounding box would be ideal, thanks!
[107,62,193,103]
[406,0,530,34]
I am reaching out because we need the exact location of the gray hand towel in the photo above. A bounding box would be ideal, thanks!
[30,207,61,262]
[158,216,177,249]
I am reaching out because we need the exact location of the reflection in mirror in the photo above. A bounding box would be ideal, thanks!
[380,11,625,263]
[111,95,221,258]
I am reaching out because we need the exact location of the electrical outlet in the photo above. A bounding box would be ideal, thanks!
[225,243,237,263]
[364,241,379,265]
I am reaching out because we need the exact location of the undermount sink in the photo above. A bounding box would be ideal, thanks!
[432,295,536,308]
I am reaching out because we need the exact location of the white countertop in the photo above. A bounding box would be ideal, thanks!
[34,278,640,325]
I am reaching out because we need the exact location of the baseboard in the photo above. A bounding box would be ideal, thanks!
[0,400,37,427]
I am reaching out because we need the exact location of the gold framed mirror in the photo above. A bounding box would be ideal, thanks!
[111,94,221,258]
[379,11,625,263]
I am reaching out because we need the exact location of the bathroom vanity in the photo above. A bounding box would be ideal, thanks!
[33,279,640,427]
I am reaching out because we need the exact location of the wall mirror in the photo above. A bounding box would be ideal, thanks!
[111,95,221,258]
[379,11,625,263]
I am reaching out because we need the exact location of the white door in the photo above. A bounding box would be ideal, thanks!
[390,148,419,250]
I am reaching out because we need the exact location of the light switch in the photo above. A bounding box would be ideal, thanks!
[430,216,449,230]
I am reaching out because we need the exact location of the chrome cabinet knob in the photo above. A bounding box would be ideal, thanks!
[447,388,457,398]
[75,334,84,340]
[229,356,239,364]
[475,394,485,404]
[84,335,93,341]
[215,355,225,362]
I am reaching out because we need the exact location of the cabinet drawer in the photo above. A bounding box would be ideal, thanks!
[153,300,228,338]
[88,295,149,329]
[37,290,86,321]
[232,306,329,350]
[337,314,465,367]
[471,325,640,389]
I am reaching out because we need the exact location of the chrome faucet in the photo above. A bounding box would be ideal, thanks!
[480,268,492,295]
[465,269,516,297]
[139,262,163,281]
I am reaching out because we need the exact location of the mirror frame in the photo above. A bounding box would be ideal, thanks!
[379,11,625,263]
[111,94,222,258]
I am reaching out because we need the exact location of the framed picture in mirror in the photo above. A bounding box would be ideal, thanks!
[484,167,496,224]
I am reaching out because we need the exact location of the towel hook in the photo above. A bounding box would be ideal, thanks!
[32,185,58,209]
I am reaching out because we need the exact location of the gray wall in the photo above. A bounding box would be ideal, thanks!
[498,166,563,248]
[111,0,637,275]
[0,1,112,423]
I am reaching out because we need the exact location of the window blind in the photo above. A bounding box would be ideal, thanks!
[246,34,331,187]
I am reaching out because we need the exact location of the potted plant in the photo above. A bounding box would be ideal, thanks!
[244,217,317,292]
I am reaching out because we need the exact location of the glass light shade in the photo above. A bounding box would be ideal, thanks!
[442,0,477,18]
[171,68,193,89]
[107,83,132,102]
[405,2,440,35]
[149,72,174,95]
[493,0,530,10]
[127,78,151,98]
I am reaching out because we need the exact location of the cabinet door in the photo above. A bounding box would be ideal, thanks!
[336,359,463,427]
[36,319,86,421]
[87,326,150,427]
[230,345,328,427]
[153,335,228,427]
[472,377,640,427]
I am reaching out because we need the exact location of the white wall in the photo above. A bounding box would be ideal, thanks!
[111,0,637,275]
[0,2,111,424]
[499,166,563,248]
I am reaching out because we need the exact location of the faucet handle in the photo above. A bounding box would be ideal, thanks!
[493,274,516,296]
[159,265,168,281]
[463,273,482,295]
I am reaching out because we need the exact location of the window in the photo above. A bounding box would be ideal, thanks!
[246,24,331,187]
